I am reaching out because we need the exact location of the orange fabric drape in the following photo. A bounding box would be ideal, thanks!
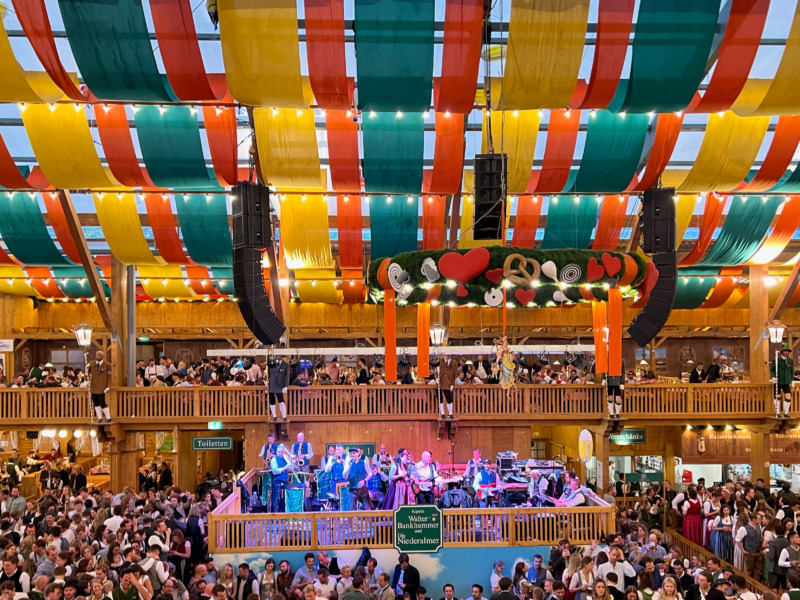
[748,196,800,264]
[94,104,155,187]
[26,267,65,299]
[427,111,464,194]
[202,94,239,187]
[326,109,361,192]
[41,191,81,263]
[510,195,542,248]
[422,193,447,250]
[607,288,622,377]
[417,302,431,378]
[592,301,608,373]
[739,116,800,192]
[592,195,629,250]
[699,268,743,308]
[384,289,397,382]
[629,113,683,191]
[680,193,725,266]
[527,109,580,193]
[336,194,364,303]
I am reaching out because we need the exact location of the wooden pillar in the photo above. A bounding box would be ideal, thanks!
[664,442,676,486]
[174,430,198,492]
[749,428,771,485]
[750,264,770,383]
[110,258,128,387]
[243,422,272,473]
[593,425,611,491]
[109,432,141,491]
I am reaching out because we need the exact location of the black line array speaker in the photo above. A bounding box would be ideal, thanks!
[233,181,270,249]
[627,251,677,347]
[639,187,676,253]
[233,246,286,345]
[473,153,507,240]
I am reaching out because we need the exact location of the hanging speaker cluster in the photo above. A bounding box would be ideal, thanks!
[231,181,286,345]
[628,187,678,346]
[472,153,508,240]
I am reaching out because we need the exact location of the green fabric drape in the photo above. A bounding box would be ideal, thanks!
[673,276,715,309]
[354,0,435,111]
[52,266,104,298]
[609,0,721,113]
[175,195,233,267]
[540,196,599,249]
[769,168,800,193]
[58,0,175,101]
[134,106,220,190]
[370,196,419,260]
[212,267,234,295]
[362,111,425,194]
[0,192,72,266]
[696,195,782,266]
[569,111,649,193]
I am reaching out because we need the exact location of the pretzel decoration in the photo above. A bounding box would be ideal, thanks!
[502,253,541,287]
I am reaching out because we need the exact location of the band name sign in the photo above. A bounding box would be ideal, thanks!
[394,505,443,553]
[610,429,647,445]
[192,437,233,451]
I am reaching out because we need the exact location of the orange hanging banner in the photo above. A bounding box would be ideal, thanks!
[608,288,623,377]
[417,302,431,378]
[592,301,608,374]
[384,289,397,382]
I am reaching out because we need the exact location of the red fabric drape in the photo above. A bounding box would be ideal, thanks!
[699,268,743,308]
[337,194,364,303]
[628,113,683,191]
[510,195,542,248]
[150,0,227,100]
[327,110,361,192]
[0,132,49,190]
[42,192,81,263]
[202,91,239,187]
[527,109,580,193]
[304,0,352,109]
[11,0,88,100]
[425,112,464,194]
[94,105,155,187]
[688,0,769,113]
[0,244,15,265]
[592,195,629,251]
[434,0,484,114]
[570,0,635,109]
[681,193,725,266]
[26,267,65,299]
[738,116,800,192]
[421,193,447,250]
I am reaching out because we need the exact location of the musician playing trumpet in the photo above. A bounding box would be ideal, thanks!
[290,432,314,466]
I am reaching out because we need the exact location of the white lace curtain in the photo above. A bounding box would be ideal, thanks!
[155,431,168,452]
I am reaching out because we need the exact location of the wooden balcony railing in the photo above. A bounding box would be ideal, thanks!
[208,505,616,553]
[0,383,775,425]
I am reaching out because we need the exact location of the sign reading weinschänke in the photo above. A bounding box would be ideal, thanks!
[393,505,443,553]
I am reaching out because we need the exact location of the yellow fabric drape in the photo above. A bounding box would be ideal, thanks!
[676,195,697,244]
[492,0,590,110]
[294,270,341,303]
[458,196,511,248]
[22,105,119,189]
[94,193,166,266]
[138,266,196,299]
[480,109,540,194]
[278,195,334,270]
[732,285,781,309]
[671,112,769,192]
[733,3,800,116]
[254,108,325,189]
[218,0,308,108]
[0,19,68,103]
[0,266,39,296]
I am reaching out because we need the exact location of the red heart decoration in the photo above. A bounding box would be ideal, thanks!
[601,252,622,277]
[640,262,659,297]
[587,257,605,282]
[514,289,536,305]
[438,247,491,284]
[485,268,504,285]
[456,284,468,297]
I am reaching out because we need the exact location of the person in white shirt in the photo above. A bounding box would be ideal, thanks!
[490,561,505,594]
[103,505,124,534]
[314,569,337,599]
[596,547,636,592]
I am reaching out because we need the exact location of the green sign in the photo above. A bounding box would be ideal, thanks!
[625,472,664,484]
[610,429,647,445]
[207,422,223,430]
[326,442,376,457]
[193,437,233,451]
[394,505,443,553]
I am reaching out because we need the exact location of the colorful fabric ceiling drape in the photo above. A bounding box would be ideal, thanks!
[422,195,447,250]
[42,192,80,263]
[336,195,365,303]
[510,196,542,248]
[495,0,590,110]
[457,194,507,249]
[202,99,239,187]
[94,104,154,188]
[21,104,119,189]
[592,196,629,251]
[481,109,540,194]
[673,276,715,309]
[541,196,599,249]
[696,196,782,267]
[58,0,175,101]
[137,265,197,299]
[362,112,425,194]
[354,0,435,111]
[304,0,352,109]
[0,265,42,297]
[435,0,484,114]
[749,197,800,265]
[94,193,165,266]
[254,108,324,190]
[0,192,71,266]
[0,134,49,190]
[369,196,419,260]
[427,112,464,195]
[610,0,720,113]
[218,0,308,108]
[681,193,725,267]
[150,0,228,101]
[739,116,800,192]
[528,109,580,194]
[0,16,66,103]
[175,195,233,268]
[675,194,698,245]
[326,109,362,192]
[628,113,683,192]
[134,105,220,189]
[570,111,649,193]
[570,0,635,109]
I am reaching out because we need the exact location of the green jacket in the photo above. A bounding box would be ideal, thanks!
[771,355,794,386]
